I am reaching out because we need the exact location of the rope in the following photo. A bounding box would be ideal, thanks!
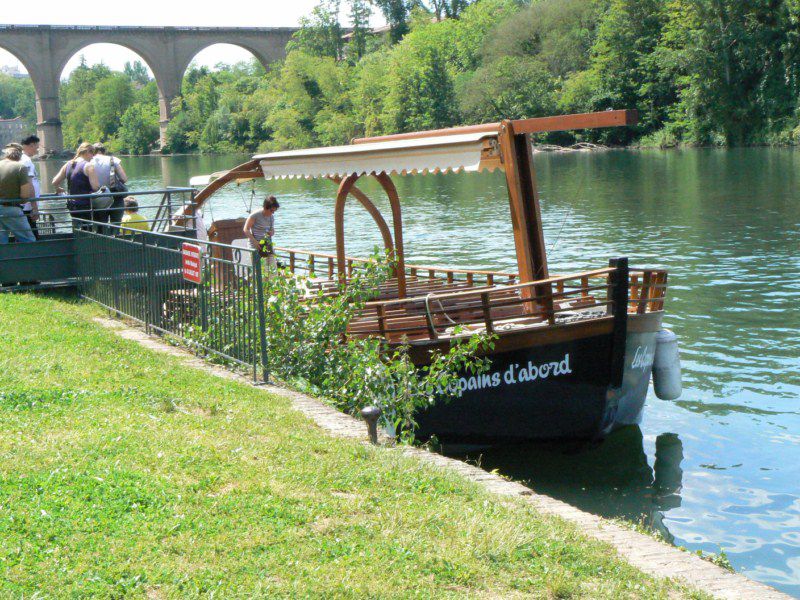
[425,292,458,327]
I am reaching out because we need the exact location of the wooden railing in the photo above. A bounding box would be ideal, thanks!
[272,248,669,338]
[349,268,618,342]
[273,246,518,287]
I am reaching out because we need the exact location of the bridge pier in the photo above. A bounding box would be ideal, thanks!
[156,76,181,151]
[36,92,64,155]
[38,119,64,156]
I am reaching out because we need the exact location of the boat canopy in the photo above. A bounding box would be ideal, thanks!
[252,131,502,180]
[190,171,260,187]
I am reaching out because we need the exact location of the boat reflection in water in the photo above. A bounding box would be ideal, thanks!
[444,426,684,542]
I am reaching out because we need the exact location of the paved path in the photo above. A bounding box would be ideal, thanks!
[96,317,791,600]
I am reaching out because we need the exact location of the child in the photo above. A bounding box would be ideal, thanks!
[120,197,150,233]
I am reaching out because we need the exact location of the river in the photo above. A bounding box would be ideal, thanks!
[40,149,800,596]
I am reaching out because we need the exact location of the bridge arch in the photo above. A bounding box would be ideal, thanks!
[0,39,63,151]
[54,41,184,151]
[178,42,276,76]
[0,26,296,153]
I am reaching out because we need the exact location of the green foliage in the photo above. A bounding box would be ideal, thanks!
[4,0,799,152]
[289,0,345,60]
[460,56,557,123]
[347,0,373,61]
[116,103,159,154]
[189,252,494,438]
[372,0,414,42]
[59,60,159,152]
[382,39,458,132]
[0,74,36,129]
[259,254,494,437]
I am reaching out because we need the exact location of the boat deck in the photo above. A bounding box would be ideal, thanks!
[273,247,668,344]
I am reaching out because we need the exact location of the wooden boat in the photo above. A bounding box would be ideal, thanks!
[191,110,677,444]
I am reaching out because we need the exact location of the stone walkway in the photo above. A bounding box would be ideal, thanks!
[96,317,791,600]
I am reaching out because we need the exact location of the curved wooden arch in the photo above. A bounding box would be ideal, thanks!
[375,172,406,299]
[334,174,361,285]
[328,176,394,252]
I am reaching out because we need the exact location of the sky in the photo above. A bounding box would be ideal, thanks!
[0,2,384,77]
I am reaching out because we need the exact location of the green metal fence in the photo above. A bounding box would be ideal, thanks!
[73,220,268,382]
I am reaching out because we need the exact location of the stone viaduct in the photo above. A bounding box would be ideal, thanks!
[0,25,297,154]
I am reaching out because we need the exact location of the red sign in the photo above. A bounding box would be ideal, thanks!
[182,242,202,284]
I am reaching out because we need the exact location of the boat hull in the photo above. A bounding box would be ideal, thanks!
[415,312,663,444]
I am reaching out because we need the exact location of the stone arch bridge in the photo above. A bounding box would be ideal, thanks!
[0,25,297,154]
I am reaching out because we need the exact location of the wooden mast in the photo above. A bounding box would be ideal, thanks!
[498,120,553,316]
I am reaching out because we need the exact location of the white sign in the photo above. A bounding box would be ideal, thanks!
[448,354,573,398]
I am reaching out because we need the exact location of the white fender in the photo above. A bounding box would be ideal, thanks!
[653,328,682,400]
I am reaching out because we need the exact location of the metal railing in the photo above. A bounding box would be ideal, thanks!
[2,187,197,236]
[73,220,268,382]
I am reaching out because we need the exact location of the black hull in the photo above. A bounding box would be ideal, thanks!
[415,312,663,444]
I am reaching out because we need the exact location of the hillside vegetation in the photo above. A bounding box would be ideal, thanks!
[3,0,799,152]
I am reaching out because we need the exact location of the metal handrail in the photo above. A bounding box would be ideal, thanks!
[2,187,196,205]
[70,218,256,255]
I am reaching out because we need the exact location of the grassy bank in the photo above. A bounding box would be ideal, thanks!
[0,293,702,598]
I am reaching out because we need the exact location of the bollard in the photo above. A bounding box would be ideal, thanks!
[360,405,382,445]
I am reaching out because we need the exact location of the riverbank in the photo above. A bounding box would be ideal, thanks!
[0,293,709,597]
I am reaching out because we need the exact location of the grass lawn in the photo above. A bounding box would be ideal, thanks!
[0,293,704,598]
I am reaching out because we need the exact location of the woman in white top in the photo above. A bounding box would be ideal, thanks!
[92,143,128,225]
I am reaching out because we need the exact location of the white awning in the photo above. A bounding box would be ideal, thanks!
[189,171,260,187]
[253,132,502,180]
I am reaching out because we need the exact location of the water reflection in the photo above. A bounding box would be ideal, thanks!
[445,426,684,544]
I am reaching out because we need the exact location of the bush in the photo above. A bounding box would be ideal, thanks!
[190,252,494,439]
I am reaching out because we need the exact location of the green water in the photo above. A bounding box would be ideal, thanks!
[41,149,800,595]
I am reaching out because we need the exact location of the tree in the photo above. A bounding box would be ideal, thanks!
[289,0,344,59]
[423,0,473,20]
[348,0,373,61]
[579,0,675,143]
[93,74,135,138]
[372,0,413,42]
[383,41,458,131]
[0,74,36,129]
[117,103,159,154]
[460,56,558,122]
[124,60,151,86]
[655,0,800,145]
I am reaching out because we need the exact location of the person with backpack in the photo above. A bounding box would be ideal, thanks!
[51,143,100,224]
[92,143,128,226]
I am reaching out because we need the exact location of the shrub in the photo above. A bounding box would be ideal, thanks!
[190,252,494,439]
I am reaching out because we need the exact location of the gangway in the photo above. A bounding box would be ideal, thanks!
[0,187,196,292]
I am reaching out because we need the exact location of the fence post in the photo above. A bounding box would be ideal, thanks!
[142,235,154,334]
[253,251,269,383]
[199,255,208,332]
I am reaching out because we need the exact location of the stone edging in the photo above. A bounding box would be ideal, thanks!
[95,318,790,600]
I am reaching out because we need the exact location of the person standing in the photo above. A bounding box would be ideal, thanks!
[243,196,279,265]
[92,143,128,226]
[0,144,35,244]
[51,143,100,223]
[19,135,41,239]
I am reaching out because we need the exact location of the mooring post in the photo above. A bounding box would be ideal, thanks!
[360,406,382,445]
